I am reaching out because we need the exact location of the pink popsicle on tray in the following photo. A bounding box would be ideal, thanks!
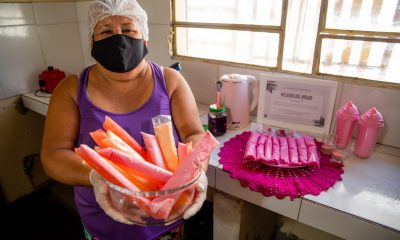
[244,131,260,160]
[271,136,280,165]
[264,134,273,163]
[295,136,308,165]
[278,136,289,165]
[304,135,320,167]
[287,137,300,166]
[256,134,267,161]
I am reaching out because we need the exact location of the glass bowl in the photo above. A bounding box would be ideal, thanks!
[105,170,201,226]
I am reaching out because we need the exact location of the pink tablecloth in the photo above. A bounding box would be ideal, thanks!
[218,131,344,200]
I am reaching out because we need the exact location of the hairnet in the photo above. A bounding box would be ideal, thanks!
[88,0,149,41]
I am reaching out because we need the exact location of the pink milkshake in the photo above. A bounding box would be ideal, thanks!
[354,108,384,158]
[335,101,360,148]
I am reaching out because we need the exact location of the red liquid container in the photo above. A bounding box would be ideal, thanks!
[208,104,227,137]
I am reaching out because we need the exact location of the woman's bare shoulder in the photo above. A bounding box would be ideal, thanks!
[163,67,186,96]
[51,74,79,103]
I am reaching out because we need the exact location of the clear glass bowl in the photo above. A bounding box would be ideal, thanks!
[105,170,201,226]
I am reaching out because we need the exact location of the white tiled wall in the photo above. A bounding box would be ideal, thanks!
[138,0,173,67]
[75,1,95,67]
[339,84,400,148]
[33,2,77,24]
[0,2,85,100]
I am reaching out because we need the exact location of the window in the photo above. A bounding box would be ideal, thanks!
[171,0,400,85]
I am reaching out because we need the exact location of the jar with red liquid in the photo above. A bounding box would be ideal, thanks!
[208,104,227,137]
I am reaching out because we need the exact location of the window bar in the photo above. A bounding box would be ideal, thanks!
[312,0,328,75]
[170,0,177,58]
[320,33,400,43]
[277,0,288,70]
[172,22,281,33]
[323,29,400,39]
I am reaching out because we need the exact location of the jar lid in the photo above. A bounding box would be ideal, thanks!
[209,104,226,112]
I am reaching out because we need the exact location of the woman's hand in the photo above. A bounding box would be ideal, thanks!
[90,170,134,225]
[183,169,208,219]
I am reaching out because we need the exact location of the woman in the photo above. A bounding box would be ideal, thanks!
[40,0,207,239]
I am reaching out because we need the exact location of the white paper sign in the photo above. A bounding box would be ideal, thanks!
[257,73,337,136]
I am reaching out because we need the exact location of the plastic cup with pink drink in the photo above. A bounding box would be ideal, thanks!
[335,101,360,148]
[354,107,384,158]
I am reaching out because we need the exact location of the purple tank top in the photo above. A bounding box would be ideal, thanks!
[74,61,181,240]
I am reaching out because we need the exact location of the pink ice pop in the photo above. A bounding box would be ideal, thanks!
[304,135,320,167]
[256,134,267,161]
[98,147,173,184]
[141,132,167,169]
[264,135,272,162]
[296,136,308,164]
[75,144,139,192]
[150,131,219,219]
[278,136,289,165]
[178,142,193,165]
[244,131,260,160]
[271,136,280,164]
[287,137,299,166]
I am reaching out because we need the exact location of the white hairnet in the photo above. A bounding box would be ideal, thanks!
[88,0,149,41]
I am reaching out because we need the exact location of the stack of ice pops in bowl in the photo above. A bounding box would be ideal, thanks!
[75,115,219,225]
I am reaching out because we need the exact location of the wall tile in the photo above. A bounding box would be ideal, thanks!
[38,23,84,75]
[0,3,35,26]
[33,2,77,25]
[78,21,95,67]
[147,24,173,67]
[138,0,170,25]
[0,25,44,99]
[340,83,400,148]
[75,1,91,22]
[181,60,218,105]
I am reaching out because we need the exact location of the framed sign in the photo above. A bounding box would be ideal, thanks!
[257,73,337,136]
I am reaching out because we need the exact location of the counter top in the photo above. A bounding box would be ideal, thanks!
[21,92,400,240]
[197,104,400,239]
[21,91,50,116]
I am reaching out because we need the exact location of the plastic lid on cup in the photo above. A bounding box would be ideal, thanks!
[336,101,360,120]
[358,107,384,128]
[209,104,226,113]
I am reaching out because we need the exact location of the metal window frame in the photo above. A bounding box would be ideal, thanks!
[170,0,400,88]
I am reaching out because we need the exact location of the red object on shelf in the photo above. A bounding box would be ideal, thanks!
[38,66,66,93]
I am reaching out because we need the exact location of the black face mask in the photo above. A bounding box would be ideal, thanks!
[91,34,148,73]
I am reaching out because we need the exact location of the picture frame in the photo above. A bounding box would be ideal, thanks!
[256,72,337,136]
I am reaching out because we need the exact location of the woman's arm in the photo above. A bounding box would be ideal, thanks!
[40,75,92,186]
[163,67,208,170]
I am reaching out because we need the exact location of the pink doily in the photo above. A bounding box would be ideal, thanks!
[219,131,344,200]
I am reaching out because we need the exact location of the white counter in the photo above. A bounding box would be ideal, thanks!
[22,92,400,239]
[21,91,50,116]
